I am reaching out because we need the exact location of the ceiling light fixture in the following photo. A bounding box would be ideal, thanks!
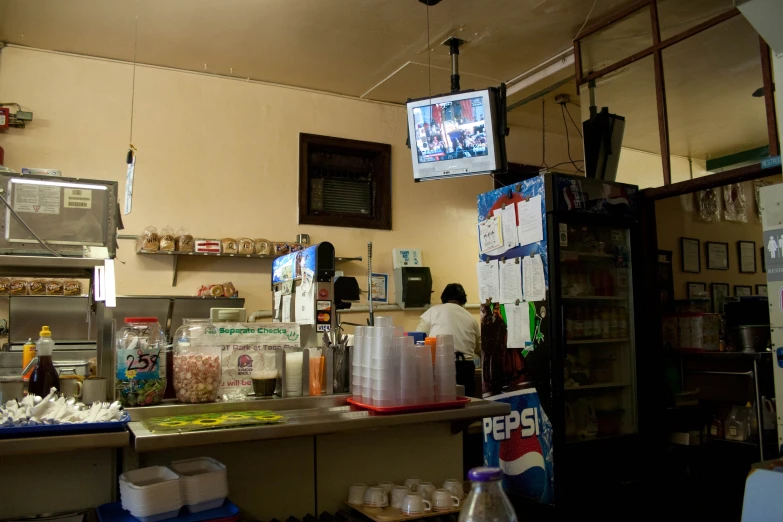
[418,0,442,5]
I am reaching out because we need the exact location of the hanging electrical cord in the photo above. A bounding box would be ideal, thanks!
[540,99,548,170]
[564,103,582,138]
[560,103,584,173]
[0,193,62,257]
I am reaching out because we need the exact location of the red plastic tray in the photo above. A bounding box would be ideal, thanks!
[346,396,470,413]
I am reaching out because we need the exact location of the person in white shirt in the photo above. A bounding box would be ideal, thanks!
[415,283,481,358]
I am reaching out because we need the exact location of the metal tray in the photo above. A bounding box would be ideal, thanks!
[0,412,130,438]
[346,397,470,414]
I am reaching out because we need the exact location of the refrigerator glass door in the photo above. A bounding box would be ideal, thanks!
[560,222,638,442]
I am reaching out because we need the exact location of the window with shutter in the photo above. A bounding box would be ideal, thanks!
[299,133,391,230]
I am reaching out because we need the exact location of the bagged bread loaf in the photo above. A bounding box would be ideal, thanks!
[175,227,194,252]
[222,238,238,254]
[46,280,64,295]
[273,242,289,255]
[9,279,27,295]
[0,278,9,295]
[289,243,305,253]
[63,280,82,296]
[222,281,237,297]
[254,239,272,256]
[138,226,159,252]
[159,226,176,252]
[238,238,254,255]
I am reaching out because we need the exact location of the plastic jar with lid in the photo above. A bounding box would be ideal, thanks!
[173,319,221,403]
[115,317,167,407]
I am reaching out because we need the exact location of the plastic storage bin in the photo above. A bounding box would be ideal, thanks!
[170,457,229,513]
[119,466,183,522]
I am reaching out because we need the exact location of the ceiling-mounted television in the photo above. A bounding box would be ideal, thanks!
[407,87,507,182]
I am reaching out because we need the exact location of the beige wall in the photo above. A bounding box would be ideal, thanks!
[655,177,779,300]
[0,46,579,332]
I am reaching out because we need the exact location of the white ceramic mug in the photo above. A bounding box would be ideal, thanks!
[391,486,411,509]
[347,483,367,505]
[417,481,436,500]
[442,479,464,498]
[364,486,388,508]
[401,493,431,515]
[82,377,107,404]
[59,378,83,399]
[378,481,395,495]
[432,489,460,510]
[403,477,421,492]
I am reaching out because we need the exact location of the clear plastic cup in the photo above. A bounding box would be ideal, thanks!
[375,316,393,328]
[371,357,397,369]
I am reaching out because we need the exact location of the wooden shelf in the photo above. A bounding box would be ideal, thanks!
[137,250,363,286]
[562,295,627,300]
[565,382,627,391]
[567,338,630,345]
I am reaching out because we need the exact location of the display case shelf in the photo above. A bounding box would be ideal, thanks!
[566,338,630,345]
[564,382,627,391]
[561,295,627,301]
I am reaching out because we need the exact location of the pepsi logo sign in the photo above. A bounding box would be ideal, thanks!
[483,407,540,442]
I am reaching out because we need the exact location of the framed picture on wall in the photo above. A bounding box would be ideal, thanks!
[757,284,768,296]
[687,282,707,299]
[711,283,729,314]
[681,238,701,273]
[737,241,756,273]
[706,242,729,270]
[735,285,752,297]
[761,247,767,273]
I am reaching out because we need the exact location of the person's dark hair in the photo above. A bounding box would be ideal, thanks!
[441,283,467,305]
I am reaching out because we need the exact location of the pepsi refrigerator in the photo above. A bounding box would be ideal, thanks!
[478,173,653,513]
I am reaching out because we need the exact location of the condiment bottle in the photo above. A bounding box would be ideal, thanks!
[22,337,36,380]
[28,326,60,396]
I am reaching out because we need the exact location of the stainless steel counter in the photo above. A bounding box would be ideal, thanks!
[0,429,129,456]
[127,395,509,452]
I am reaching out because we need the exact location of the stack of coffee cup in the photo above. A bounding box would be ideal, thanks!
[351,326,365,400]
[434,334,457,402]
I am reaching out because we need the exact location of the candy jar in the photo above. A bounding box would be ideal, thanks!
[115,317,167,407]
[173,319,221,403]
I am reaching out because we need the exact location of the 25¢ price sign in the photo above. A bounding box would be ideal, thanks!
[117,348,161,379]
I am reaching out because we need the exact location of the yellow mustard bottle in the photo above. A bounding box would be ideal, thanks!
[22,337,36,380]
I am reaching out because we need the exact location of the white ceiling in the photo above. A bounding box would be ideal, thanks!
[0,0,634,104]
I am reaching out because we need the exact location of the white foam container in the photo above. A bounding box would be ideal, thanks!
[119,466,183,521]
[170,457,229,512]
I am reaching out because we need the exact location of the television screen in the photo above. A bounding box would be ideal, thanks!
[407,88,504,182]
[412,95,489,163]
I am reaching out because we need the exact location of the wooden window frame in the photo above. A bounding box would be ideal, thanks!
[298,133,392,230]
[573,1,779,189]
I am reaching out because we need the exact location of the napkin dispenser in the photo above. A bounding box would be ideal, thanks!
[394,267,432,309]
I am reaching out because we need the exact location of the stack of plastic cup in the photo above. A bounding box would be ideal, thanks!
[362,327,374,403]
[417,342,435,404]
[370,325,397,406]
[434,334,457,402]
[285,350,303,397]
[351,326,365,401]
[398,337,418,406]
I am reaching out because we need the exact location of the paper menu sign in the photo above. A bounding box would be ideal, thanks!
[498,258,523,304]
[517,195,544,247]
[505,302,531,348]
[522,254,546,301]
[478,215,503,253]
[487,205,518,256]
[295,281,315,325]
[281,295,292,322]
[273,291,282,321]
[477,260,499,303]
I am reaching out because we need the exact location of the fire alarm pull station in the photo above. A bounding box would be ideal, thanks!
[0,108,9,130]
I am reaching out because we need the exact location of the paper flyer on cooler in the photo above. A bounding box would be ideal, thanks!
[498,259,523,304]
[478,215,503,253]
[517,195,544,247]
[295,282,315,325]
[523,254,546,301]
[487,205,518,256]
[505,302,531,348]
[477,260,499,302]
